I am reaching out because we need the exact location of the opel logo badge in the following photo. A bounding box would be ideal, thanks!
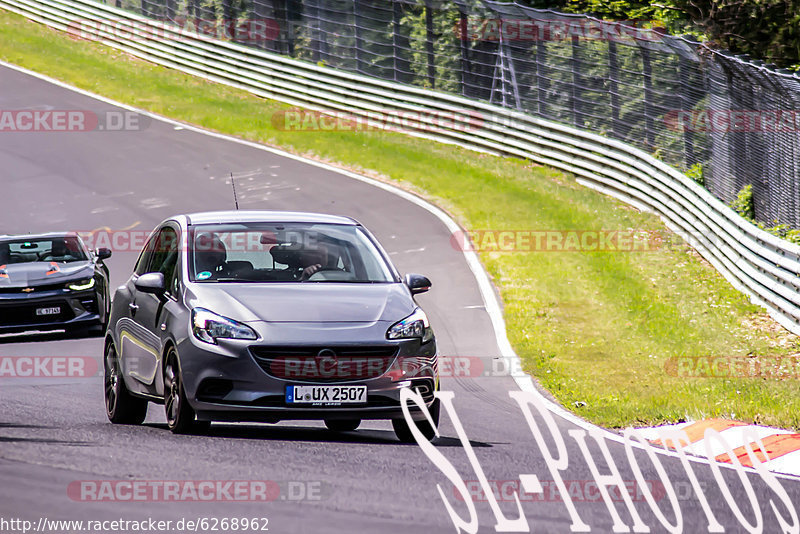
[316,348,337,367]
[317,349,336,362]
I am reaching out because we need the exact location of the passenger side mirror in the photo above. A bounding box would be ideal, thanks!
[404,273,431,295]
[96,247,112,260]
[134,272,165,295]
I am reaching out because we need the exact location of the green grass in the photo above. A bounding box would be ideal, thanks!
[3,9,800,429]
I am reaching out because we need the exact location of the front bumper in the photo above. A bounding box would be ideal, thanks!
[174,326,438,423]
[0,289,101,333]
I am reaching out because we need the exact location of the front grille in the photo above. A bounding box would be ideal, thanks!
[0,283,66,294]
[0,300,74,326]
[251,345,399,383]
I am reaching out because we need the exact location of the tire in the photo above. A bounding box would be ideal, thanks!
[164,349,206,434]
[393,398,440,443]
[325,419,361,432]
[104,343,148,424]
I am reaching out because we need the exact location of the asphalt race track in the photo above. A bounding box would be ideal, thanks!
[1,63,799,533]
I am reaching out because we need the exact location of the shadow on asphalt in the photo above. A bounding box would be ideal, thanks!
[143,422,493,447]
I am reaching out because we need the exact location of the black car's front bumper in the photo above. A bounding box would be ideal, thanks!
[0,288,102,333]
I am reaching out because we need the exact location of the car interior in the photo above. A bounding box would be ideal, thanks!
[191,231,364,282]
[0,238,86,264]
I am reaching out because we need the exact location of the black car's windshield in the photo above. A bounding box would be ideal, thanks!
[0,237,87,265]
[188,223,394,283]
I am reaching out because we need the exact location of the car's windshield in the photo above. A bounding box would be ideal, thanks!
[0,237,87,265]
[188,223,394,283]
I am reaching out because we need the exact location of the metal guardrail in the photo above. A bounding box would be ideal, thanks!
[3,0,800,334]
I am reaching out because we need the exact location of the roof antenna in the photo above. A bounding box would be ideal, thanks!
[230,172,239,210]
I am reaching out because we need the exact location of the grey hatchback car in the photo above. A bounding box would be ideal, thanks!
[104,211,439,441]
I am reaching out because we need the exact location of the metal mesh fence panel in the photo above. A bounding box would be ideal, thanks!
[105,0,800,228]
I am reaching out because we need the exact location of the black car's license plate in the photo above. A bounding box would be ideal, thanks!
[286,385,367,405]
[35,307,61,316]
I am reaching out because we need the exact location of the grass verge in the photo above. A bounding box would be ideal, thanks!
[2,9,799,429]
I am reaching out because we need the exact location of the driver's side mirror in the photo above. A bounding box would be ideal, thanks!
[134,272,165,295]
[96,247,112,260]
[404,273,431,295]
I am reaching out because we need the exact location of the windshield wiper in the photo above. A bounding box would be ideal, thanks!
[208,277,261,282]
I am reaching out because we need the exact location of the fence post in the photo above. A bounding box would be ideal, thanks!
[608,40,622,140]
[354,0,364,73]
[458,8,470,97]
[306,0,321,61]
[571,34,583,128]
[535,38,547,117]
[641,46,655,148]
[424,0,435,88]
[678,54,696,168]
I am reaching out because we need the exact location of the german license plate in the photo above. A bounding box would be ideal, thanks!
[286,385,367,406]
[35,307,60,316]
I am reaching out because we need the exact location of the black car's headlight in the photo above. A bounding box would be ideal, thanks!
[67,278,95,291]
[387,308,433,343]
[191,307,257,344]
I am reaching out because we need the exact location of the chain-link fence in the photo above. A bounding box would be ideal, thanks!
[105,0,800,228]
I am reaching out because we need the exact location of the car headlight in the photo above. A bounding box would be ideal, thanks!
[67,278,95,291]
[387,308,433,343]
[191,307,257,344]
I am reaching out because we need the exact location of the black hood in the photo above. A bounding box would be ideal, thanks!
[0,261,94,287]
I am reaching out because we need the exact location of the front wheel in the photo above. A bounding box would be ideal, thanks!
[393,398,439,443]
[164,350,206,434]
[104,343,148,424]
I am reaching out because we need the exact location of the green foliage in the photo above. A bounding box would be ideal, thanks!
[685,162,705,187]
[728,184,800,244]
[521,0,800,67]
[402,4,461,92]
[731,184,755,220]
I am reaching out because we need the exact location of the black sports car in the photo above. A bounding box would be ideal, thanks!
[0,233,112,334]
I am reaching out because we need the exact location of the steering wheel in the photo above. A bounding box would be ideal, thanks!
[303,266,346,281]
